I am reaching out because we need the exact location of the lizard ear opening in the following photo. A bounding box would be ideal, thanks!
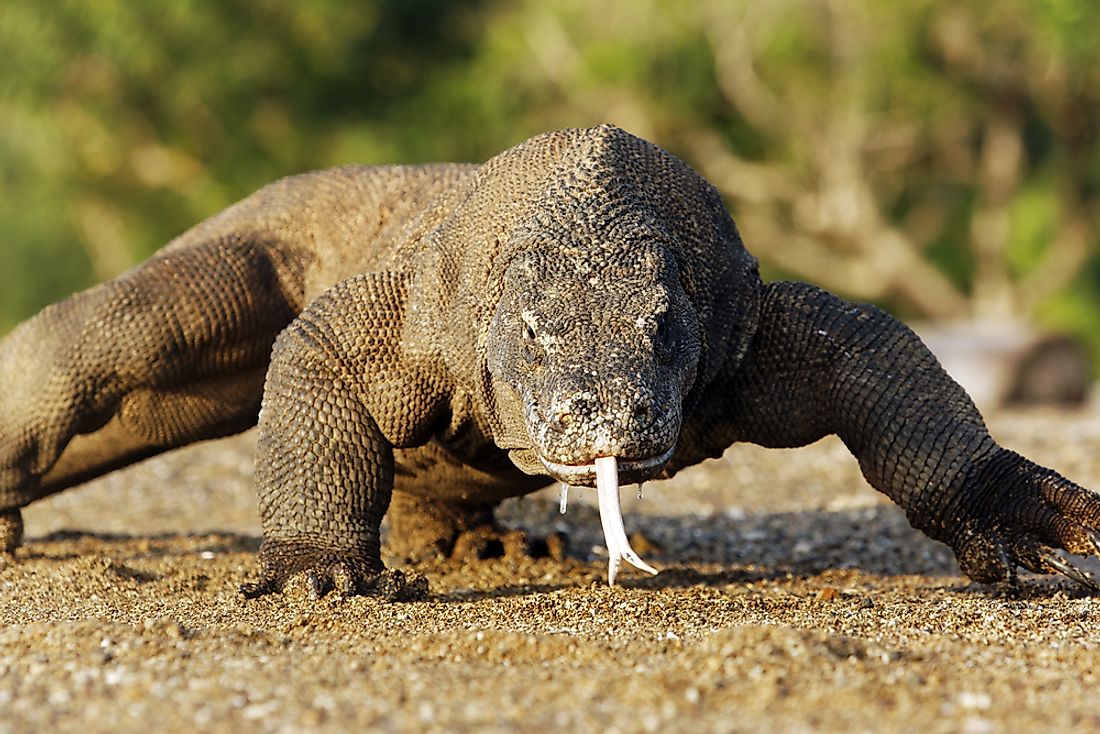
[521,320,544,368]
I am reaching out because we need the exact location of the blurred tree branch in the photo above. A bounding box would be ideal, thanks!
[2,0,1099,362]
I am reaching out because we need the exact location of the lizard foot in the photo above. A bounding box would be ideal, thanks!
[240,539,428,600]
[951,450,1100,592]
[387,492,567,563]
[449,525,568,562]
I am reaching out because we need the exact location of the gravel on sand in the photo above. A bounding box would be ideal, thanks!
[3,408,1100,733]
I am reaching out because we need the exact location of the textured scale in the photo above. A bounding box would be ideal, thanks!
[1,125,1098,596]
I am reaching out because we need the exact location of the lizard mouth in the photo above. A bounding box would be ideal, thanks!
[538,446,675,485]
[538,449,673,587]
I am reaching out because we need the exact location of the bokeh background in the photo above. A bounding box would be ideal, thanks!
[3,0,1099,365]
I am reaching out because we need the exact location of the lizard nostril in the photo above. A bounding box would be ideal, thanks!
[632,402,653,426]
[554,396,596,430]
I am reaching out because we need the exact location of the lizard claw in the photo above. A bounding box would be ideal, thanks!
[240,539,428,601]
[305,569,331,600]
[1087,528,1100,556]
[300,562,357,599]
[1034,547,1100,591]
[239,578,278,599]
[952,451,1100,593]
[242,563,428,601]
[0,509,23,555]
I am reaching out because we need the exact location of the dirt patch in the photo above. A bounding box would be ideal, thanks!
[4,408,1100,733]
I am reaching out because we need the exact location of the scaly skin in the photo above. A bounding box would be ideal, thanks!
[2,125,1098,596]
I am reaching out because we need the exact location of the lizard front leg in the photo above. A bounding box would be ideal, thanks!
[241,273,441,599]
[703,281,1100,589]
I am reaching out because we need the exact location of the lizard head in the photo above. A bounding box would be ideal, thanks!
[453,124,759,583]
[486,240,701,487]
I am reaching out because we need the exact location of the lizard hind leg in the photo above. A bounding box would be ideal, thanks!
[0,509,22,554]
[0,237,302,519]
[386,491,567,564]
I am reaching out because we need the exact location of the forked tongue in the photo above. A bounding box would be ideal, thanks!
[595,456,659,586]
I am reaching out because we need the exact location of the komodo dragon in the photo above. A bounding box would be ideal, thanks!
[2,125,1099,598]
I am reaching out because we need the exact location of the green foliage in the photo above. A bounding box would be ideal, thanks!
[2,0,1099,367]
[0,0,487,330]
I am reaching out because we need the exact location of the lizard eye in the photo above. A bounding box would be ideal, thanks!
[655,315,675,365]
[656,317,669,344]
[522,320,543,366]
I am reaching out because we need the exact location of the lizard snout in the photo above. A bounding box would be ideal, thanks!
[550,393,598,429]
[535,380,674,468]
[546,385,658,436]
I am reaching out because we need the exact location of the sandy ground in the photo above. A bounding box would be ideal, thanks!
[3,408,1100,733]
